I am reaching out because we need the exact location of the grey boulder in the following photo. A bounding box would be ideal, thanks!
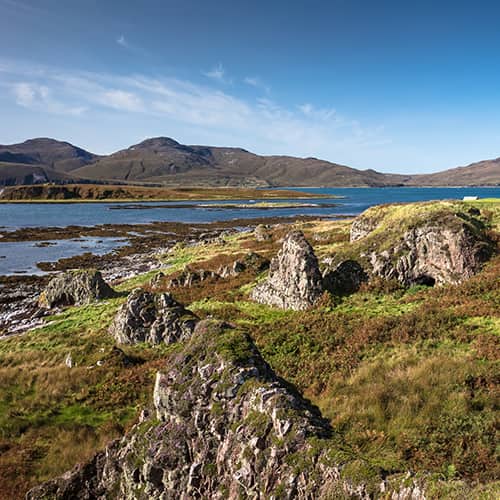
[251,231,323,310]
[39,269,115,309]
[109,288,198,345]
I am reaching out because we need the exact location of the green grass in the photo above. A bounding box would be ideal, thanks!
[0,206,498,498]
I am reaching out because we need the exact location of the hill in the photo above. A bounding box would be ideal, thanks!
[0,136,499,187]
[0,138,98,173]
[0,162,82,186]
[406,158,500,186]
[0,183,322,201]
[72,136,403,187]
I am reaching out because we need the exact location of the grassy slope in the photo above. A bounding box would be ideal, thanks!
[0,200,498,499]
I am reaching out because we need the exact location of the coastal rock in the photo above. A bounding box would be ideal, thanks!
[149,271,165,289]
[350,215,381,242]
[109,288,198,345]
[369,222,493,285]
[254,223,272,241]
[38,269,115,309]
[241,251,270,272]
[27,320,374,499]
[350,207,494,286]
[323,260,368,295]
[169,269,220,288]
[251,231,323,310]
[218,253,269,278]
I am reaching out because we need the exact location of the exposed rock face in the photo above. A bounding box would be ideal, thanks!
[167,253,270,288]
[218,252,270,278]
[254,223,272,241]
[323,260,368,295]
[251,231,323,310]
[349,208,494,286]
[109,288,198,345]
[149,271,165,289]
[350,215,381,242]
[168,269,220,288]
[241,251,270,273]
[38,269,115,308]
[26,321,370,499]
[368,223,493,285]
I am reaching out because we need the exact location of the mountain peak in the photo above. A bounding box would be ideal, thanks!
[132,137,181,150]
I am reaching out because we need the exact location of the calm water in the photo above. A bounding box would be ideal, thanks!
[0,187,499,230]
[0,187,498,275]
[0,237,127,275]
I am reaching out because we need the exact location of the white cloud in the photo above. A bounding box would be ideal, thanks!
[116,35,128,48]
[244,76,270,94]
[0,0,42,13]
[0,60,389,161]
[101,89,143,112]
[12,81,86,116]
[203,63,231,84]
[13,81,37,106]
[298,103,337,121]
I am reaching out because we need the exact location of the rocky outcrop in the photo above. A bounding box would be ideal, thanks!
[251,231,323,310]
[350,215,382,242]
[38,269,115,308]
[254,223,272,241]
[167,253,270,288]
[168,269,220,288]
[109,289,198,345]
[149,271,165,290]
[349,206,494,286]
[27,320,426,499]
[218,252,270,278]
[323,260,368,295]
[241,251,270,273]
[368,222,493,286]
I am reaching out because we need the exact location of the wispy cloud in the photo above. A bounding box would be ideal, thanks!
[203,63,231,84]
[244,76,271,94]
[11,81,86,116]
[0,60,389,160]
[0,0,42,13]
[101,89,143,112]
[116,34,128,48]
[298,103,337,121]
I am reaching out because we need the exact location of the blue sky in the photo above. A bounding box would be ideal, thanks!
[1,0,500,173]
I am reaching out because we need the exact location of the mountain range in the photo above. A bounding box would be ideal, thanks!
[0,137,498,187]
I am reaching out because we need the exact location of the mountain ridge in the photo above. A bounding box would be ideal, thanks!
[0,136,498,187]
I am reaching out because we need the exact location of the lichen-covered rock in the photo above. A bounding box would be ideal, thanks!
[350,215,382,242]
[254,223,272,241]
[218,252,270,278]
[323,260,368,295]
[347,205,494,286]
[109,288,198,345]
[149,271,165,289]
[251,231,323,310]
[38,269,115,309]
[368,222,493,286]
[242,251,270,273]
[168,269,220,288]
[27,320,427,500]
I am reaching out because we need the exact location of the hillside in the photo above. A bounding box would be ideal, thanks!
[0,183,322,201]
[407,158,500,186]
[0,200,498,498]
[72,137,403,187]
[0,136,499,187]
[0,138,98,173]
[0,162,81,186]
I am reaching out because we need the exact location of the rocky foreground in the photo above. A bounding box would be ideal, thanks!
[0,199,499,499]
